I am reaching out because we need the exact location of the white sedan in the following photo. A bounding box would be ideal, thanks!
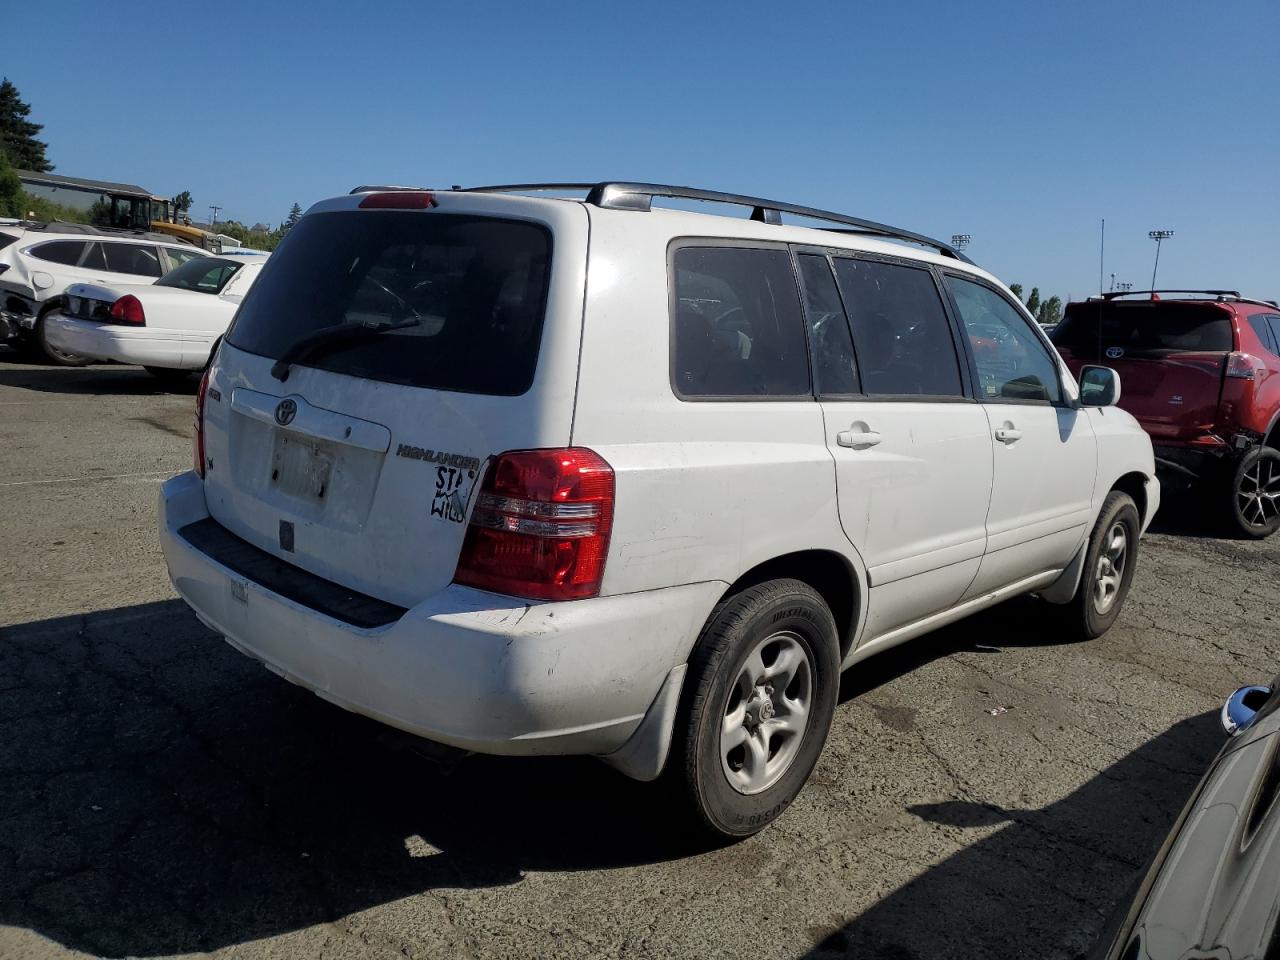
[45,253,268,380]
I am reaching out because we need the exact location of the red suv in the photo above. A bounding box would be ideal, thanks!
[1052,290,1280,538]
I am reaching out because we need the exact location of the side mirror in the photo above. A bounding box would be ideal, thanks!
[1221,684,1272,736]
[1079,365,1121,407]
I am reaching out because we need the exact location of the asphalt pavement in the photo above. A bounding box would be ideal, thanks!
[2,349,1277,960]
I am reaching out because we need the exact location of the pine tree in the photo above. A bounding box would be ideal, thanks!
[0,78,52,172]
[1009,283,1024,301]
[283,202,303,232]
[0,151,24,217]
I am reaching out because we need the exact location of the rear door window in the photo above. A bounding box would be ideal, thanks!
[671,245,810,398]
[796,254,859,396]
[29,240,86,266]
[102,243,163,278]
[227,211,552,396]
[0,231,19,252]
[831,257,964,397]
[946,276,1062,403]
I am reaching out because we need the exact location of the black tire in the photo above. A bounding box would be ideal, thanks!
[1069,491,1140,639]
[668,579,839,839]
[1224,447,1280,539]
[36,308,92,366]
[143,366,194,386]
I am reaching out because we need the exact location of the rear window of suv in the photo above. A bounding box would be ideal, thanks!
[1055,301,1234,355]
[227,211,551,396]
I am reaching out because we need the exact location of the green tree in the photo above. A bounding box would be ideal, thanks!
[1025,287,1041,316]
[173,190,193,213]
[283,202,303,232]
[1038,295,1062,326]
[0,78,52,172]
[1009,283,1024,301]
[0,151,22,217]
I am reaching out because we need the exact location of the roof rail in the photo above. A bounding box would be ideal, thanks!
[1099,289,1241,300]
[460,181,974,263]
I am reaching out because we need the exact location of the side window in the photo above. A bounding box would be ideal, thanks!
[831,258,964,397]
[796,254,859,396]
[1250,314,1280,356]
[163,246,205,270]
[946,276,1062,403]
[29,240,86,266]
[672,246,810,398]
[80,242,108,271]
[102,243,162,278]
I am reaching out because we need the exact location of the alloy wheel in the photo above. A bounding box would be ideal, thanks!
[720,631,813,795]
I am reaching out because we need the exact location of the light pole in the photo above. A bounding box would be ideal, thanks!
[950,234,971,253]
[209,205,222,231]
[1148,229,1174,289]
[1117,281,1133,292]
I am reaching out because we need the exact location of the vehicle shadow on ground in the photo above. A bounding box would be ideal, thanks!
[802,710,1221,959]
[0,600,701,957]
[1,599,1221,958]
[0,354,196,396]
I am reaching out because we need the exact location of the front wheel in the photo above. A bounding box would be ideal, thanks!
[1068,491,1140,639]
[669,579,839,839]
[1225,447,1280,539]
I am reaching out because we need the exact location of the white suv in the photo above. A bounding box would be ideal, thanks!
[159,182,1158,837]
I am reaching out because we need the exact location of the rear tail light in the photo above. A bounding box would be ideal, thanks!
[108,295,145,325]
[1226,352,1263,380]
[193,368,210,477]
[453,448,614,601]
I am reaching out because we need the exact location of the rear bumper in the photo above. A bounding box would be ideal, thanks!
[159,472,719,767]
[44,313,189,367]
[1153,437,1255,486]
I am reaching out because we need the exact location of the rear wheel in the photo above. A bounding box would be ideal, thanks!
[1068,491,1140,639]
[1225,447,1280,539]
[36,308,92,367]
[669,579,839,839]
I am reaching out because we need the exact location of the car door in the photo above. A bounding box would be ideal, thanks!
[796,251,993,644]
[942,274,1096,597]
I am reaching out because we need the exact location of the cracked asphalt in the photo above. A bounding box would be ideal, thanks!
[2,350,1277,960]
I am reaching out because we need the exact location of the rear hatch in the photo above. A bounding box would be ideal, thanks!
[199,195,588,608]
[1054,300,1235,440]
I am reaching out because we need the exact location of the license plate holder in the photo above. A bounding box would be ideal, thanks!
[271,433,334,502]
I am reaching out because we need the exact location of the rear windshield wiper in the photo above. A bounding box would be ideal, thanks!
[270,317,421,382]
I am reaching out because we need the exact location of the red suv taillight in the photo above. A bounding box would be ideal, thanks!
[1226,352,1264,380]
[193,368,210,477]
[453,448,614,601]
[108,295,145,325]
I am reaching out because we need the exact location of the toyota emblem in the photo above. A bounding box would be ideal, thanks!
[274,398,297,426]
[1105,346,1124,359]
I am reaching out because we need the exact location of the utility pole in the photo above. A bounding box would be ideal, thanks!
[1109,272,1116,292]
[1148,229,1174,290]
[950,234,971,253]
[209,205,222,231]
[1117,281,1133,292]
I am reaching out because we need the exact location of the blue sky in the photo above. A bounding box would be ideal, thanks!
[6,0,1278,301]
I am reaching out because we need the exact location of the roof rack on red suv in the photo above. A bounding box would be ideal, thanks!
[1052,292,1280,537]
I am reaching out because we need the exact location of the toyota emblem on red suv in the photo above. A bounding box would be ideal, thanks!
[1105,346,1124,359]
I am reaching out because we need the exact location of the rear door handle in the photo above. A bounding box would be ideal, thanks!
[836,426,882,448]
[994,426,1022,443]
